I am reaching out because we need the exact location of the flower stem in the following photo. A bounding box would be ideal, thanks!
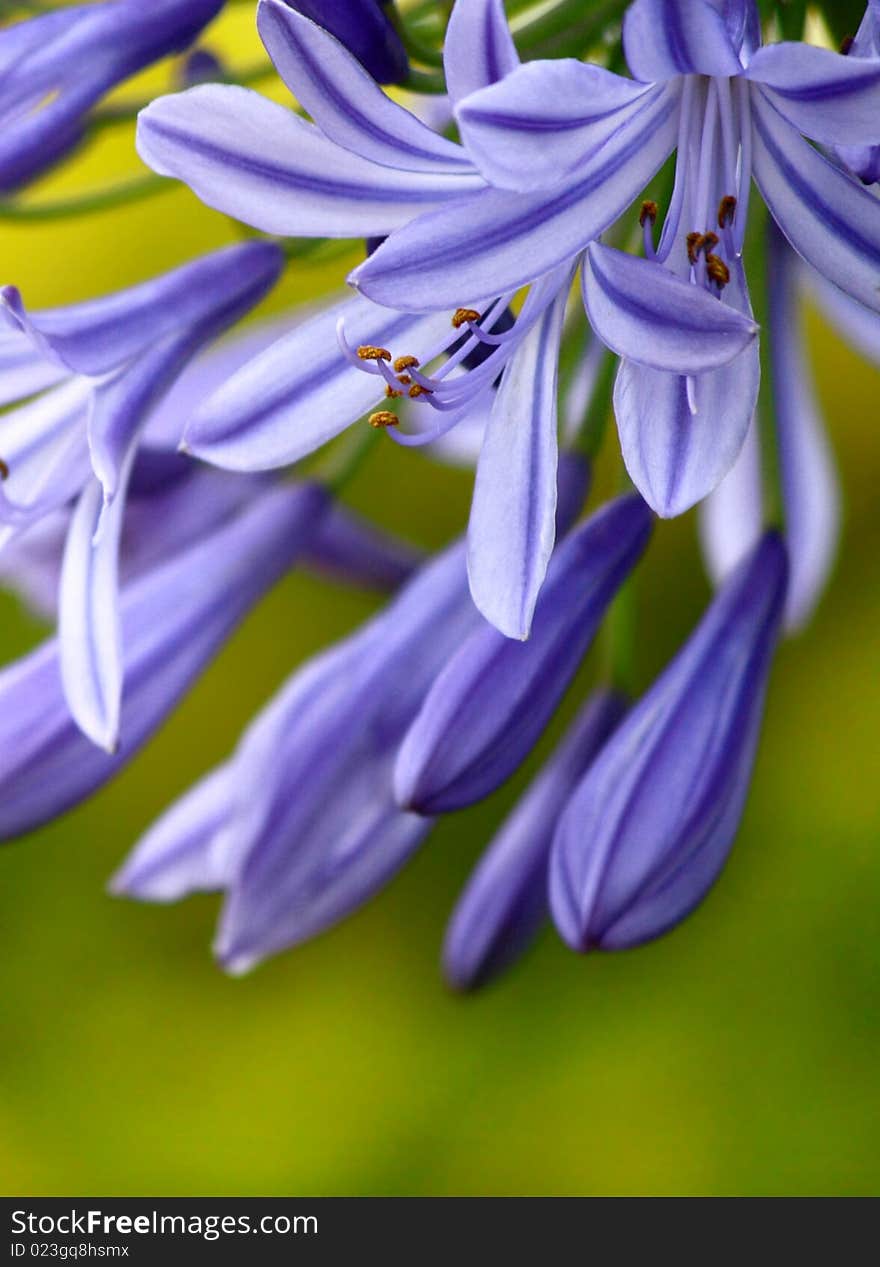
[0,173,169,222]
[744,204,786,529]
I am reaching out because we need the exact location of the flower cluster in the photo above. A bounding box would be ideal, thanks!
[0,0,877,988]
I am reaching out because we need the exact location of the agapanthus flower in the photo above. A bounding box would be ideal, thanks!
[358,0,880,521]
[135,0,755,636]
[0,0,224,192]
[550,532,788,952]
[112,479,655,974]
[0,240,282,750]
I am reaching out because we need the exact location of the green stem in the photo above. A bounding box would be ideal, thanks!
[0,173,169,222]
[572,346,617,459]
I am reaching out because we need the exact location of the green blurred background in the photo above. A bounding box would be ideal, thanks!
[1,5,879,1198]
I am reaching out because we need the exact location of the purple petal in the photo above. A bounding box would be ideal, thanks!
[444,0,519,104]
[751,88,880,314]
[611,252,759,517]
[746,41,880,146]
[395,495,653,814]
[136,85,484,238]
[183,294,452,470]
[456,59,658,192]
[550,533,788,952]
[622,0,743,81]
[443,689,625,991]
[582,243,758,373]
[257,1,470,173]
[351,85,681,310]
[0,379,92,532]
[0,241,282,376]
[306,506,422,590]
[467,276,569,639]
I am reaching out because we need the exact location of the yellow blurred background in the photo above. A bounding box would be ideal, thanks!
[0,4,878,1196]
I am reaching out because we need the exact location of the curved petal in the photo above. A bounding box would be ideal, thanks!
[582,243,758,373]
[184,294,453,470]
[751,88,880,314]
[1,240,282,376]
[622,0,742,82]
[746,42,880,146]
[351,85,681,310]
[456,59,658,192]
[257,0,471,173]
[444,0,519,105]
[467,277,569,639]
[58,470,131,752]
[137,85,484,238]
[807,268,880,366]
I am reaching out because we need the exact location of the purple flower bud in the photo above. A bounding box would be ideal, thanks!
[280,0,408,84]
[394,495,653,814]
[443,689,626,992]
[550,533,788,953]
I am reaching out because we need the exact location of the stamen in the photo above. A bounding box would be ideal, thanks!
[705,253,730,289]
[641,200,658,260]
[452,308,481,329]
[357,345,392,362]
[393,355,420,372]
[686,231,719,265]
[396,374,412,385]
[408,383,432,398]
[369,410,399,428]
[718,195,737,229]
[0,458,8,480]
[385,385,403,399]
[639,201,658,227]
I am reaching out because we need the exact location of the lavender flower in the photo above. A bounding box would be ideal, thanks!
[0,0,224,191]
[0,240,282,750]
[550,533,788,952]
[356,0,880,518]
[136,0,755,635]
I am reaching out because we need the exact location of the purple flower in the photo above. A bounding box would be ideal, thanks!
[394,494,653,813]
[0,484,327,841]
[358,0,880,517]
[113,457,591,970]
[0,240,282,750]
[549,532,788,953]
[0,0,224,191]
[136,0,753,636]
[282,0,408,84]
[443,689,626,992]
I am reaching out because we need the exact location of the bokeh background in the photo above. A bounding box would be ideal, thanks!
[1,4,879,1197]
